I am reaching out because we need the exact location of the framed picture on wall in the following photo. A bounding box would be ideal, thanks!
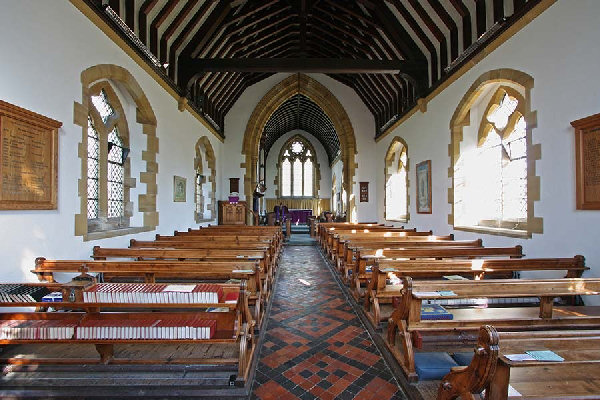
[416,160,432,214]
[173,175,186,202]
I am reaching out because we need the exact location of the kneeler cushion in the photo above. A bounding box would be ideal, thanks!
[451,352,474,366]
[414,352,459,380]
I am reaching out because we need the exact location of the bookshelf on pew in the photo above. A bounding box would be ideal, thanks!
[385,276,600,382]
[91,247,274,298]
[32,259,267,327]
[0,280,256,385]
[363,256,588,329]
[349,246,524,300]
[336,237,473,283]
[437,325,600,400]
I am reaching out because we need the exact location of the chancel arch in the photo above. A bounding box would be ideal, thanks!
[449,69,542,238]
[242,74,357,223]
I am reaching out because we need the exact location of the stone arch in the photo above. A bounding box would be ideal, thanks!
[448,68,542,237]
[194,136,217,222]
[242,74,357,222]
[74,64,158,240]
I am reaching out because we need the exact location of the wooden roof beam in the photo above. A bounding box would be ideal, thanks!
[180,58,418,74]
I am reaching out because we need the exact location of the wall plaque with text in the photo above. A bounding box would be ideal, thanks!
[571,113,600,210]
[359,182,369,202]
[0,100,61,209]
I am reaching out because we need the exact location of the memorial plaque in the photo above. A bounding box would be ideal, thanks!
[571,113,600,210]
[0,100,61,209]
[359,182,369,202]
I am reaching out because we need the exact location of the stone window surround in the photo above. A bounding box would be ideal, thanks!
[448,69,542,238]
[384,137,410,223]
[194,136,216,223]
[275,134,321,199]
[85,82,133,233]
[74,64,158,241]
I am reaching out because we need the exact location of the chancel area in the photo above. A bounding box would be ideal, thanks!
[1,1,600,399]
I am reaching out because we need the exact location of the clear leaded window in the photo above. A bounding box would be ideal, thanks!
[385,140,408,221]
[454,89,528,232]
[86,85,130,232]
[87,117,99,219]
[279,136,315,198]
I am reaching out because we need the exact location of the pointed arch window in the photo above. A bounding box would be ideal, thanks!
[279,136,315,198]
[384,138,409,222]
[454,87,529,232]
[86,83,131,232]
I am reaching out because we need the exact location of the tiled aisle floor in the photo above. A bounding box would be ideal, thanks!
[251,242,407,400]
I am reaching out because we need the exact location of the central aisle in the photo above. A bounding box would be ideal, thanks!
[251,242,407,400]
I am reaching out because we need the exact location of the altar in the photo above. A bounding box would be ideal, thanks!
[288,209,312,224]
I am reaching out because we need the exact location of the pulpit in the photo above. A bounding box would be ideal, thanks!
[218,200,247,225]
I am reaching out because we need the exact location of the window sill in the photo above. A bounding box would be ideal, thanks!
[386,217,408,223]
[454,225,531,239]
[83,226,154,241]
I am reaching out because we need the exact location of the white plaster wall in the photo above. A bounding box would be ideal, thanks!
[264,130,331,200]
[0,1,222,282]
[223,73,378,221]
[375,1,600,302]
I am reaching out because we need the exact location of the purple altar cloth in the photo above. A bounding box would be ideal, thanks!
[289,209,312,224]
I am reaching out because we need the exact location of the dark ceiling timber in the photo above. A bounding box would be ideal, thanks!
[88,0,540,138]
[263,94,340,164]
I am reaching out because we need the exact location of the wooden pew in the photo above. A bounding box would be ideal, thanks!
[385,276,600,381]
[129,239,279,274]
[350,246,524,299]
[175,226,284,254]
[327,230,441,264]
[32,258,266,325]
[364,256,588,327]
[322,226,418,254]
[336,236,466,280]
[438,325,600,400]
[0,281,256,385]
[316,223,386,248]
[92,247,272,293]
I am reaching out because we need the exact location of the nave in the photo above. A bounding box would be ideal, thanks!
[251,238,406,400]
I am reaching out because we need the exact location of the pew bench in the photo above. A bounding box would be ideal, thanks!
[363,256,587,328]
[350,246,524,300]
[385,277,600,381]
[92,247,272,295]
[336,237,473,282]
[0,282,255,385]
[438,326,600,400]
[32,258,267,325]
